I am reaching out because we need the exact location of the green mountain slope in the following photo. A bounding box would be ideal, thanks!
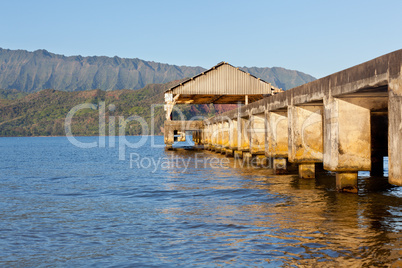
[0,82,235,137]
[0,48,316,92]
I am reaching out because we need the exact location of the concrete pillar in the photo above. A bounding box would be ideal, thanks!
[209,123,213,148]
[239,117,250,152]
[222,121,230,149]
[323,97,371,191]
[266,111,288,158]
[299,163,315,179]
[214,122,220,152]
[288,105,323,178]
[165,144,173,150]
[234,150,243,159]
[336,173,358,193]
[388,77,402,186]
[273,158,287,172]
[217,121,223,153]
[194,130,202,145]
[164,93,174,120]
[249,113,265,155]
[225,149,234,157]
[253,155,267,167]
[164,128,174,146]
[266,110,288,173]
[210,124,214,149]
[214,122,219,151]
[200,128,205,146]
[243,152,252,163]
[176,131,186,142]
[204,124,211,150]
[324,97,371,172]
[229,119,238,151]
[201,128,206,148]
[192,131,197,144]
[211,123,218,151]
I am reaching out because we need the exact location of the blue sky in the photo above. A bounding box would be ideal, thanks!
[1,0,402,78]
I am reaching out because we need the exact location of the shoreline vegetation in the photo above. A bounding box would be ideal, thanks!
[0,84,236,137]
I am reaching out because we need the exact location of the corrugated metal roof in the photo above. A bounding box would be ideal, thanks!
[165,62,276,94]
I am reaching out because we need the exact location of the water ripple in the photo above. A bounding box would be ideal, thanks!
[0,137,400,267]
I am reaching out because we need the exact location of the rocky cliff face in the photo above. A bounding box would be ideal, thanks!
[0,48,315,92]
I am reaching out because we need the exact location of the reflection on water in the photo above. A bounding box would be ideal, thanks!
[0,137,401,267]
[162,149,402,267]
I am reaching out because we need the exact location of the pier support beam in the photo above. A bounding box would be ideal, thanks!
[234,150,243,159]
[225,149,234,157]
[229,119,238,154]
[222,121,230,151]
[240,117,250,151]
[165,144,173,150]
[288,106,323,179]
[211,123,217,151]
[336,172,358,193]
[299,163,315,179]
[243,152,252,163]
[273,158,287,172]
[253,155,267,167]
[164,129,174,146]
[193,130,201,145]
[324,97,371,191]
[389,76,402,186]
[205,124,212,150]
[250,113,265,155]
[266,110,289,173]
[217,122,223,153]
[214,123,221,153]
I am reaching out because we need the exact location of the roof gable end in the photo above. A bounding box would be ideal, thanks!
[166,62,272,95]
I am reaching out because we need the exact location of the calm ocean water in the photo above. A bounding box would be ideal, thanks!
[0,136,401,267]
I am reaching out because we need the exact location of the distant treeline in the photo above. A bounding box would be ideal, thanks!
[0,84,235,137]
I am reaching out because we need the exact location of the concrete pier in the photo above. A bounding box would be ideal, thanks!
[243,152,253,163]
[288,105,323,179]
[234,150,243,159]
[266,111,288,173]
[336,173,358,193]
[239,118,250,152]
[164,50,402,193]
[323,97,371,190]
[389,75,402,186]
[249,113,265,155]
[299,163,316,179]
[229,119,238,152]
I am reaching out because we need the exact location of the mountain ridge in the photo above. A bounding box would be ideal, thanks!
[0,48,316,92]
